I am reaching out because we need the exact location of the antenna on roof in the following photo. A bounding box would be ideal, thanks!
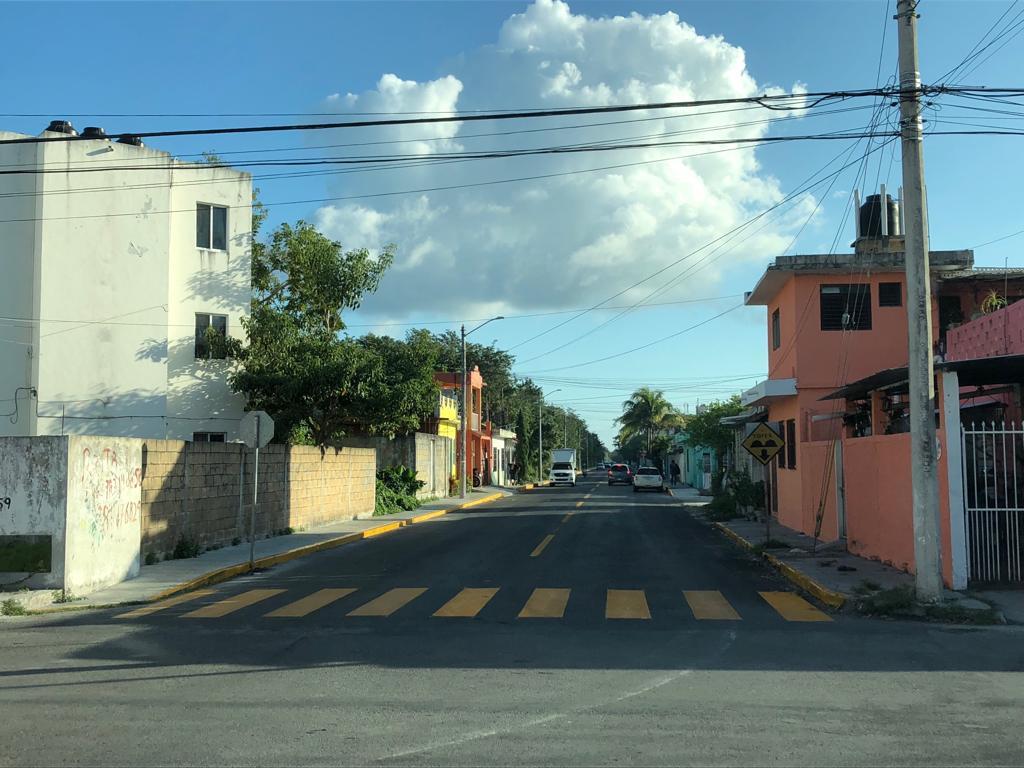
[880,184,888,238]
[853,189,862,239]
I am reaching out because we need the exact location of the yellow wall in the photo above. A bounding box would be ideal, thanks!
[436,394,459,478]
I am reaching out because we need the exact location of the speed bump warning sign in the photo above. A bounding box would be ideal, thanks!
[741,422,785,465]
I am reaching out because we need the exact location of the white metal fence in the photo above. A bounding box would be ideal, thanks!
[962,422,1024,584]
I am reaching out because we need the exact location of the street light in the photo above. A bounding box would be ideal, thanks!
[538,387,561,484]
[461,316,503,499]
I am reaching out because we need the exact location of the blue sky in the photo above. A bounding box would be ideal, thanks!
[3,1,1022,447]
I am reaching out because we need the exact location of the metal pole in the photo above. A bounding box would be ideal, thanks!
[538,397,543,485]
[460,324,468,500]
[897,0,943,602]
[248,419,260,570]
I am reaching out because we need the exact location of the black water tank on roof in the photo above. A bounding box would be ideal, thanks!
[45,120,76,135]
[81,126,107,139]
[116,135,144,146]
[859,194,900,238]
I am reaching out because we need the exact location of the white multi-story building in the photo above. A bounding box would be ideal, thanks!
[0,121,251,442]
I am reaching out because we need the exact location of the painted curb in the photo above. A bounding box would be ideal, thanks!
[31,492,507,613]
[712,522,847,609]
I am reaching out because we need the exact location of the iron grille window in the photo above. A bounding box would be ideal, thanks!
[879,282,902,307]
[192,432,226,443]
[786,419,797,468]
[820,284,872,331]
[772,308,781,350]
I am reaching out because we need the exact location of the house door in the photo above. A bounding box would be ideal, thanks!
[962,421,1024,584]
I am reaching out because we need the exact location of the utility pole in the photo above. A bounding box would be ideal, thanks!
[897,0,943,602]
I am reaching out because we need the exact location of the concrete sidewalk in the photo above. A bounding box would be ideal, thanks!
[682,502,1006,620]
[5,487,511,614]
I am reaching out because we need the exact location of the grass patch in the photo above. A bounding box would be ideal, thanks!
[923,602,1001,625]
[171,534,201,560]
[705,493,738,521]
[1,599,28,616]
[855,585,1000,625]
[51,590,80,604]
[750,538,790,555]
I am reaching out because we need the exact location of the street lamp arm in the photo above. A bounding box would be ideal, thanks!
[466,316,504,338]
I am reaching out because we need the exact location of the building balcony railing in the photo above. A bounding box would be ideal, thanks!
[472,413,480,432]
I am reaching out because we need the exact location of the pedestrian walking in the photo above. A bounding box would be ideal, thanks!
[670,460,681,487]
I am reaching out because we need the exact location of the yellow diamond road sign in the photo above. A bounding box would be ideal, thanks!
[742,422,785,465]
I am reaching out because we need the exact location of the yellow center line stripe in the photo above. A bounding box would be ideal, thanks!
[347,587,427,617]
[561,512,573,524]
[433,588,500,618]
[605,589,651,620]
[182,589,285,619]
[530,534,556,557]
[575,501,585,508]
[115,589,216,619]
[265,588,357,618]
[684,590,741,620]
[518,588,571,618]
[759,591,833,622]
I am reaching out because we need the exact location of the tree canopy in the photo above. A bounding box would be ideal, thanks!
[683,395,744,460]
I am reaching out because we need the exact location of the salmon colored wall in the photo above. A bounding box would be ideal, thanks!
[766,397,801,532]
[767,277,799,380]
[842,430,954,585]
[946,298,1024,360]
[800,441,838,541]
[793,273,911,388]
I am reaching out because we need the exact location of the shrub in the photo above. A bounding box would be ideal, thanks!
[144,552,159,566]
[171,534,201,560]
[706,493,738,521]
[231,537,242,547]
[374,465,424,516]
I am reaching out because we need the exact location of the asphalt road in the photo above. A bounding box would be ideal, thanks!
[2,480,1024,766]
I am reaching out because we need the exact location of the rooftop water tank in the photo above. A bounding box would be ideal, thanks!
[116,135,144,147]
[81,126,107,139]
[44,120,77,135]
[859,193,901,238]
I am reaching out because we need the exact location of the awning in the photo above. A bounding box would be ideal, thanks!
[720,408,767,426]
[819,353,1024,402]
[741,378,797,407]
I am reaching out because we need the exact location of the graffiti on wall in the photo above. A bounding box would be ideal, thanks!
[73,446,142,545]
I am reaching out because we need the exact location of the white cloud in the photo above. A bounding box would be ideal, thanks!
[312,0,812,318]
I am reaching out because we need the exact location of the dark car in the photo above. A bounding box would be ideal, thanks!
[607,463,632,486]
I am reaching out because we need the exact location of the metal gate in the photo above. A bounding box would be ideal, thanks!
[962,422,1024,583]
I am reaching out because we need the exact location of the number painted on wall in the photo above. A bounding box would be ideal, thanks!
[0,497,10,511]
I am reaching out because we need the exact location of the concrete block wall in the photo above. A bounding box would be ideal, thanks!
[140,441,375,558]
[338,433,453,499]
[946,300,1024,361]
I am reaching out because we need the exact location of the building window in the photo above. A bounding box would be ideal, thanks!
[772,308,781,350]
[777,427,787,469]
[820,284,872,331]
[879,282,902,307]
[196,203,228,250]
[195,313,228,359]
[786,419,797,469]
[192,432,226,443]
[702,453,711,473]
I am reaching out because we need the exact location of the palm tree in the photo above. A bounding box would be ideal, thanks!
[616,387,684,462]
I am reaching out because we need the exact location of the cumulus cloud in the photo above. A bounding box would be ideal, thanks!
[312,0,814,318]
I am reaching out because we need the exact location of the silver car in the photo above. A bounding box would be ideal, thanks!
[632,467,664,493]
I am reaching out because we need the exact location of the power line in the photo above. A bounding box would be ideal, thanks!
[0,89,888,145]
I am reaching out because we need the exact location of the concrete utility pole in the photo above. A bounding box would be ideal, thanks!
[460,317,503,499]
[897,0,943,602]
[538,387,561,484]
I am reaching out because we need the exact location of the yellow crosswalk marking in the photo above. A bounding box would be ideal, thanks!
[605,589,651,620]
[433,588,499,618]
[115,589,216,619]
[759,591,832,622]
[265,588,356,618]
[348,587,427,617]
[182,589,285,619]
[530,534,555,557]
[518,588,570,618]
[684,590,741,620]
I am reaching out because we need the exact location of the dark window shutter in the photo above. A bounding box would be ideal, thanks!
[879,282,902,307]
[786,420,797,468]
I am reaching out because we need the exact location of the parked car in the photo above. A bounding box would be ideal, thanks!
[633,466,664,493]
[607,463,632,486]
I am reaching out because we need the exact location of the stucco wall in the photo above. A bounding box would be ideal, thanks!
[64,435,143,594]
[141,441,375,558]
[946,299,1024,361]
[0,436,68,588]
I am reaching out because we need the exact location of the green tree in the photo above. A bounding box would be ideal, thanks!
[616,387,684,463]
[224,221,403,445]
[683,395,744,462]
